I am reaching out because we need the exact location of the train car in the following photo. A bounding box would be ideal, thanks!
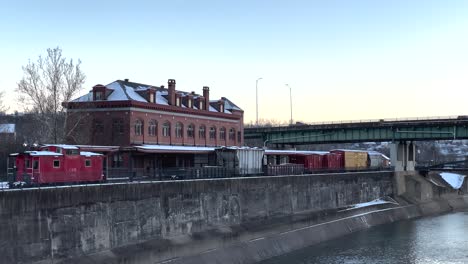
[9,144,104,186]
[368,151,391,169]
[215,147,264,175]
[324,152,343,170]
[289,151,328,171]
[330,149,368,169]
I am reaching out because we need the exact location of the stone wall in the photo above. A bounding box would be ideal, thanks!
[0,172,394,263]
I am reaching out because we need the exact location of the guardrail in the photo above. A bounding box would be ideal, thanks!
[245,115,463,128]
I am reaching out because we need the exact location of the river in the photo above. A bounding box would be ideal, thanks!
[261,211,468,264]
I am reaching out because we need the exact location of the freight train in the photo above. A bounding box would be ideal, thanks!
[264,149,390,173]
[7,144,389,187]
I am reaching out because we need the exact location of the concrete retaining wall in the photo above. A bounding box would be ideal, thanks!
[0,172,394,264]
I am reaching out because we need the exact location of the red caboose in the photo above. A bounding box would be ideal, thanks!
[9,144,104,186]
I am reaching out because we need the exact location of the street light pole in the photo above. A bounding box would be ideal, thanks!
[286,84,293,125]
[256,77,263,126]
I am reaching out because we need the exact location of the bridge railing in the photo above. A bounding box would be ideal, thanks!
[245,115,462,128]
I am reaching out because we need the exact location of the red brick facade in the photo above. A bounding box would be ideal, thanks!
[63,79,244,148]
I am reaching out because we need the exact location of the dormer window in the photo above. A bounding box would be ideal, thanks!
[149,93,155,103]
[200,101,204,110]
[92,84,107,101]
[176,97,180,106]
[95,91,104,100]
[188,100,192,108]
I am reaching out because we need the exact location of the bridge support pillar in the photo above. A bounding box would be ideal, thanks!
[390,141,415,172]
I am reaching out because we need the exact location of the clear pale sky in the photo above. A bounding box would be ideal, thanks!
[1,0,467,124]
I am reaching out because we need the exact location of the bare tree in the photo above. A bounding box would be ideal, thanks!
[16,47,85,143]
[0,91,8,114]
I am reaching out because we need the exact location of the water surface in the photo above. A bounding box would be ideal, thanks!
[261,211,468,264]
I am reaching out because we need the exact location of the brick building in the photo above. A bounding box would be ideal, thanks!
[63,79,244,174]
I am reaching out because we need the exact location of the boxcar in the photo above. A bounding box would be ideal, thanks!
[330,149,368,169]
[215,147,264,175]
[324,152,343,170]
[9,144,104,186]
[289,151,328,171]
[368,151,391,169]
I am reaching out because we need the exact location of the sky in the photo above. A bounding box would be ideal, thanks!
[1,0,468,124]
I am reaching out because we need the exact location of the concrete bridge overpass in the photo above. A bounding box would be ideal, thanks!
[244,116,468,146]
[244,116,468,172]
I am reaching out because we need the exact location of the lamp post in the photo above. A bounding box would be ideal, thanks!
[286,84,293,125]
[256,77,263,126]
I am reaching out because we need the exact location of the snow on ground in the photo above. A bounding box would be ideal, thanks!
[0,182,9,189]
[440,172,465,189]
[342,198,397,211]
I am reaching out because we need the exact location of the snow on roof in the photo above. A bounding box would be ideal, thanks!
[105,81,128,101]
[80,151,102,157]
[26,151,63,156]
[71,93,92,102]
[124,85,147,102]
[439,172,465,189]
[43,144,78,150]
[223,97,242,111]
[75,145,120,152]
[331,149,368,153]
[264,149,328,155]
[68,80,242,113]
[156,90,169,105]
[136,144,216,154]
[0,124,15,133]
[209,105,217,112]
[217,146,264,151]
[368,151,390,160]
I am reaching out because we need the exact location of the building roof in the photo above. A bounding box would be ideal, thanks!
[0,124,15,133]
[264,149,329,155]
[71,79,242,114]
[135,144,216,154]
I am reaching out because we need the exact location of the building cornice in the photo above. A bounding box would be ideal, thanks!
[64,100,243,121]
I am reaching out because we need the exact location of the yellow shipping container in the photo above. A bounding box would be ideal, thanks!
[343,150,368,169]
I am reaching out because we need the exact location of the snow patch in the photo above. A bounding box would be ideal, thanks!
[80,151,102,157]
[440,172,465,189]
[342,198,395,211]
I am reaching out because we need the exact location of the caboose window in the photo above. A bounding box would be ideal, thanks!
[33,160,39,169]
[66,149,79,155]
[55,148,61,154]
[25,159,31,168]
[53,160,60,168]
[85,159,91,167]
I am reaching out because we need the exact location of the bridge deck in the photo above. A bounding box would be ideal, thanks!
[245,116,468,146]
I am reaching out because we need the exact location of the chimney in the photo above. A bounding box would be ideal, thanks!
[168,79,176,106]
[218,99,225,113]
[203,86,210,111]
[124,78,129,82]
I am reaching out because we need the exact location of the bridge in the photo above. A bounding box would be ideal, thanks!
[244,116,468,172]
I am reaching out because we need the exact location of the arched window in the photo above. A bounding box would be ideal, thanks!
[113,119,124,134]
[175,122,183,138]
[229,128,235,140]
[199,125,206,139]
[187,124,195,138]
[162,122,171,137]
[209,126,216,139]
[148,120,157,136]
[134,120,143,136]
[220,127,226,140]
[94,120,104,134]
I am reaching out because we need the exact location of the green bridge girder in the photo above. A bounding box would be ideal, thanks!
[244,117,468,146]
